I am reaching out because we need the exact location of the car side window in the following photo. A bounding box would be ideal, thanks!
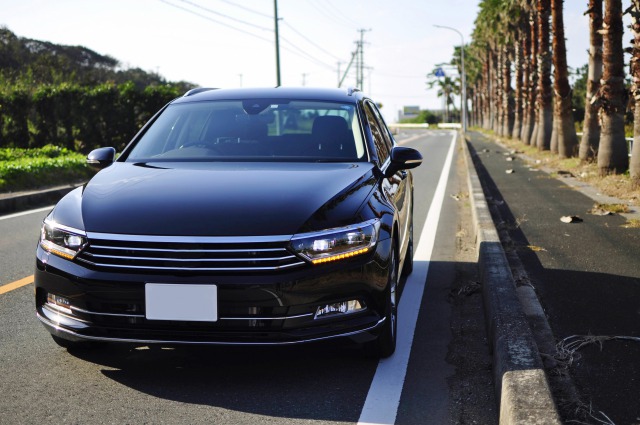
[363,101,390,166]
[369,102,395,153]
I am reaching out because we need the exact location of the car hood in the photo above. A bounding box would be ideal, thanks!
[70,162,377,236]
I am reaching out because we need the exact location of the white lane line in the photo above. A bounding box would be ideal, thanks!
[358,131,457,425]
[0,205,53,221]
[396,133,428,146]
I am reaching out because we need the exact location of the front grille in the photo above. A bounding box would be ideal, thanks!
[76,233,306,273]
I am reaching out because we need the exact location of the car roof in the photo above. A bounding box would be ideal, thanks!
[172,87,365,105]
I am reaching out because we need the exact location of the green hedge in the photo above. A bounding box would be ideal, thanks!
[0,145,94,192]
[0,81,185,152]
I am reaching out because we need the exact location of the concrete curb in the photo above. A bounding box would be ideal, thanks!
[460,133,561,424]
[0,184,81,216]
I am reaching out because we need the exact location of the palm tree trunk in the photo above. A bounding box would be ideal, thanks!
[483,52,492,130]
[536,0,553,151]
[630,0,640,188]
[579,0,603,162]
[492,50,501,134]
[550,111,559,153]
[522,6,538,146]
[598,0,629,175]
[502,45,515,137]
[512,22,525,140]
[552,0,578,158]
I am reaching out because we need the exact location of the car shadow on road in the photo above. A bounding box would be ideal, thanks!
[68,340,372,421]
[60,258,496,423]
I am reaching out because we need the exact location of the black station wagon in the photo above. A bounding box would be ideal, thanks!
[35,87,422,358]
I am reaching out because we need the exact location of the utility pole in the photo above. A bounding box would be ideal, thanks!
[336,62,342,87]
[339,50,357,88]
[356,29,371,90]
[301,73,308,86]
[274,0,281,86]
[238,73,243,87]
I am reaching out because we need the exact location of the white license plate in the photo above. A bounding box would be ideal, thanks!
[145,283,218,322]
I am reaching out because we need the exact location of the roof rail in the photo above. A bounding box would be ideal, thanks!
[183,87,218,97]
[347,87,361,96]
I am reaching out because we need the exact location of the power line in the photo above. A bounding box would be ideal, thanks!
[307,0,354,30]
[177,0,271,32]
[160,0,337,76]
[158,0,274,44]
[279,36,335,71]
[281,21,342,62]
[323,0,360,27]
[375,72,425,79]
[210,0,272,19]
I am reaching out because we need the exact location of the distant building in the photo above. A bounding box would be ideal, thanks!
[398,106,420,122]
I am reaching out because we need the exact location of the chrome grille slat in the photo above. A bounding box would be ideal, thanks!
[76,234,306,273]
[89,244,284,253]
[76,258,305,272]
[82,252,298,263]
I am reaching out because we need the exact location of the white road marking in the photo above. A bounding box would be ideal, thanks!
[358,131,457,425]
[0,205,53,221]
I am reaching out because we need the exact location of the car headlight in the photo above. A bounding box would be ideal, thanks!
[40,220,87,260]
[290,219,380,264]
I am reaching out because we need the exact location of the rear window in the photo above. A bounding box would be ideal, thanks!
[125,99,367,162]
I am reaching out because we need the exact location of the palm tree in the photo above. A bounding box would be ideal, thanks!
[630,0,640,188]
[522,3,538,145]
[427,70,459,123]
[535,0,553,151]
[597,0,628,175]
[511,5,527,140]
[579,0,603,162]
[551,0,577,158]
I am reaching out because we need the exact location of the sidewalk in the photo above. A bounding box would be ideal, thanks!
[467,131,640,424]
[0,184,82,215]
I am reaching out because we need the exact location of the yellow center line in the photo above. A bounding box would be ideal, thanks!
[0,275,34,295]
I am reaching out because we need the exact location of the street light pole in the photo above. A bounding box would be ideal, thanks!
[434,25,467,132]
[274,0,281,86]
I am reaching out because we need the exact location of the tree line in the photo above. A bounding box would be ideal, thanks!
[1,82,187,152]
[451,0,640,189]
[0,27,193,153]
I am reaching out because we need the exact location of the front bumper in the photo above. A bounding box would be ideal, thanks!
[35,239,392,346]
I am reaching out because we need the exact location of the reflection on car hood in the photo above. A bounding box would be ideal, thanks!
[79,162,376,236]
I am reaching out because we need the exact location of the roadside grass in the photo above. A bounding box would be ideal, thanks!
[0,145,93,193]
[477,130,638,205]
[622,219,640,228]
[590,203,631,214]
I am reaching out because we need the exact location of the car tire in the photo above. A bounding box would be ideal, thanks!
[366,248,398,358]
[401,215,414,277]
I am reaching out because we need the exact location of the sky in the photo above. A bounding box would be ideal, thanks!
[2,0,595,123]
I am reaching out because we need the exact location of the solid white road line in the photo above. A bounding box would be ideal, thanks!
[0,205,53,221]
[358,131,457,425]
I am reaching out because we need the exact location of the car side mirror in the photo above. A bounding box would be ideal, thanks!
[384,146,423,177]
[87,147,116,169]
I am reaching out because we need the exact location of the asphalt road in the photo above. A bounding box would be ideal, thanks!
[0,130,496,425]
[467,131,640,425]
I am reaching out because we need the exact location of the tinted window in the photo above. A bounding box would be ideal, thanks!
[126,100,367,162]
[363,102,390,166]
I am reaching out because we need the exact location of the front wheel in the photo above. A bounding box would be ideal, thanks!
[366,249,398,358]
[401,216,414,277]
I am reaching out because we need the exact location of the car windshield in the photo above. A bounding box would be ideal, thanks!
[126,99,367,162]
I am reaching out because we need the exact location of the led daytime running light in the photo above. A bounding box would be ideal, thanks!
[40,240,77,260]
[311,247,370,264]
